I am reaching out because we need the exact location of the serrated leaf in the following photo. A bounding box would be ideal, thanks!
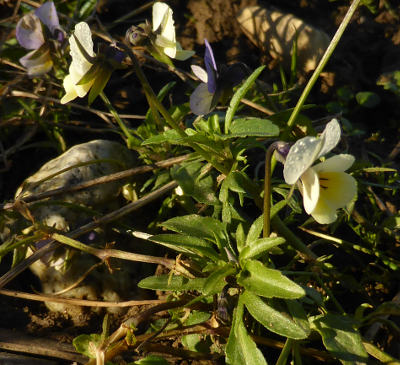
[138,274,206,292]
[149,233,220,261]
[226,299,267,365]
[239,237,285,261]
[242,291,310,339]
[225,118,279,138]
[161,214,228,246]
[310,313,368,365]
[225,66,265,133]
[238,260,305,299]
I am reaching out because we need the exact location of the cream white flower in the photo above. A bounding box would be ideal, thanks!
[152,2,194,60]
[283,119,357,224]
[61,22,95,104]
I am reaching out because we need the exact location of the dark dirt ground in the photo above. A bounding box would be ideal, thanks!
[1,0,400,363]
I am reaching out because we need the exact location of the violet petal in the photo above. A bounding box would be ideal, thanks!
[16,13,44,50]
[204,39,217,94]
[35,1,60,36]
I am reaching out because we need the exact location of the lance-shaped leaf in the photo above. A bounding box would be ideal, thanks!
[138,274,206,292]
[226,297,267,365]
[149,233,220,261]
[242,290,310,339]
[237,259,305,299]
[239,237,285,261]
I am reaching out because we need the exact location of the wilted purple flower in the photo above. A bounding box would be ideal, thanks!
[190,39,248,116]
[16,1,63,76]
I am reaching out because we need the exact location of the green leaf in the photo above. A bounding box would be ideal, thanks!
[142,129,183,145]
[237,260,305,299]
[181,334,210,353]
[203,264,237,296]
[132,355,170,365]
[149,233,220,261]
[161,214,228,246]
[310,313,368,365]
[286,299,311,337]
[246,214,264,246]
[225,118,279,138]
[184,311,211,326]
[225,65,265,133]
[355,91,380,108]
[239,237,286,261]
[223,171,260,201]
[73,333,102,358]
[171,161,219,205]
[226,298,267,365]
[78,0,97,19]
[138,274,206,292]
[242,291,310,339]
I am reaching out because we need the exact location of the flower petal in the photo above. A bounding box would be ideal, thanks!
[19,47,52,76]
[69,22,95,76]
[34,1,60,35]
[16,13,44,50]
[317,118,341,159]
[313,154,355,173]
[191,65,208,83]
[152,2,176,58]
[190,82,217,115]
[311,171,357,223]
[204,39,217,93]
[60,74,78,104]
[283,136,322,185]
[299,167,319,214]
[152,2,169,32]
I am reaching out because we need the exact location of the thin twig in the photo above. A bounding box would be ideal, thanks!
[1,154,189,210]
[0,288,164,307]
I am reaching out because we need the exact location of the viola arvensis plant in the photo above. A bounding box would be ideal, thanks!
[16,1,63,76]
[283,119,357,224]
[61,22,123,105]
[190,39,247,115]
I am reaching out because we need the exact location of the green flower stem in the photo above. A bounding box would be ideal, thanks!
[286,0,361,129]
[276,338,294,365]
[121,43,230,175]
[99,91,137,148]
[263,144,275,238]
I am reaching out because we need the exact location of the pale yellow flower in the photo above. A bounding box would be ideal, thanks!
[152,2,194,60]
[61,22,95,104]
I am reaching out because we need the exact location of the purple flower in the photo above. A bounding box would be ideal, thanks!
[16,1,63,76]
[190,39,248,116]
